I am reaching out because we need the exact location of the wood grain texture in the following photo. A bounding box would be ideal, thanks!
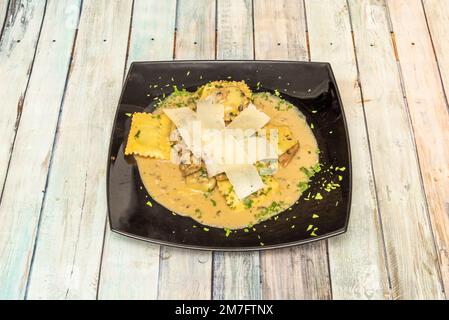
[216,0,253,60]
[423,0,449,105]
[157,0,215,300]
[25,0,133,299]
[0,0,9,34]
[0,0,46,206]
[254,0,331,300]
[348,0,443,299]
[213,0,261,300]
[387,0,449,297]
[305,0,390,300]
[0,0,80,300]
[97,0,177,300]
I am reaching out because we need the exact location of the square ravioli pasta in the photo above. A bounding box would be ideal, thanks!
[125,113,173,159]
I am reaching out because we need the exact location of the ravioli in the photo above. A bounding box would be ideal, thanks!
[198,81,252,121]
[262,124,298,155]
[125,113,173,159]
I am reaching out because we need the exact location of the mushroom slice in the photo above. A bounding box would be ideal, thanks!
[278,142,299,167]
[179,163,203,177]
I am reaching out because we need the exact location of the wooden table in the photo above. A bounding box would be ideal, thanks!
[0,0,448,300]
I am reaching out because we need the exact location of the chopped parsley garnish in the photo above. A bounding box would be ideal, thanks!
[210,199,217,207]
[146,200,152,207]
[314,193,323,200]
[243,198,254,209]
[224,228,232,237]
[297,181,309,193]
[203,227,209,232]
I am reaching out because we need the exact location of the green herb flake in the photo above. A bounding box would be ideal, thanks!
[146,200,152,207]
[291,225,295,229]
[307,224,313,231]
[312,214,319,219]
[210,199,217,207]
[244,228,249,233]
[310,228,318,237]
[338,175,343,181]
[274,89,280,97]
[260,242,265,246]
[203,227,209,232]
[310,123,315,129]
[224,228,232,237]
[243,197,254,209]
[311,110,318,114]
[125,113,132,117]
[314,193,323,200]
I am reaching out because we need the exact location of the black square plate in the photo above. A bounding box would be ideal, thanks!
[107,60,351,251]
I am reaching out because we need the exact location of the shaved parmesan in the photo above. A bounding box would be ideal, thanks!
[225,164,265,199]
[226,103,270,138]
[163,107,202,157]
[196,100,225,130]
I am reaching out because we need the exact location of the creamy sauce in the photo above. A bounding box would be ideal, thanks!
[136,93,319,229]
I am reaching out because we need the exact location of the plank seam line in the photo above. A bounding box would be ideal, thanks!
[251,0,255,60]
[24,0,84,299]
[214,0,217,60]
[212,0,218,300]
[95,0,136,300]
[384,0,446,298]
[173,0,180,60]
[303,0,332,299]
[0,0,11,43]
[346,0,393,299]
[421,0,449,113]
[0,0,49,207]
[157,0,180,300]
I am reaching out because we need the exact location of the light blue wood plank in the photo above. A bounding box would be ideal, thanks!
[0,0,61,300]
[213,0,261,300]
[305,0,390,299]
[0,0,46,215]
[25,0,133,299]
[347,0,443,299]
[157,0,215,300]
[98,0,177,300]
[253,0,332,299]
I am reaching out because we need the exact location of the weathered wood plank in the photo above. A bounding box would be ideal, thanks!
[97,0,177,300]
[0,0,80,300]
[387,0,449,297]
[253,0,331,300]
[423,0,449,104]
[213,0,261,300]
[305,0,390,300]
[0,0,9,35]
[216,0,253,60]
[157,0,215,300]
[0,0,46,206]
[26,0,133,299]
[347,0,443,299]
